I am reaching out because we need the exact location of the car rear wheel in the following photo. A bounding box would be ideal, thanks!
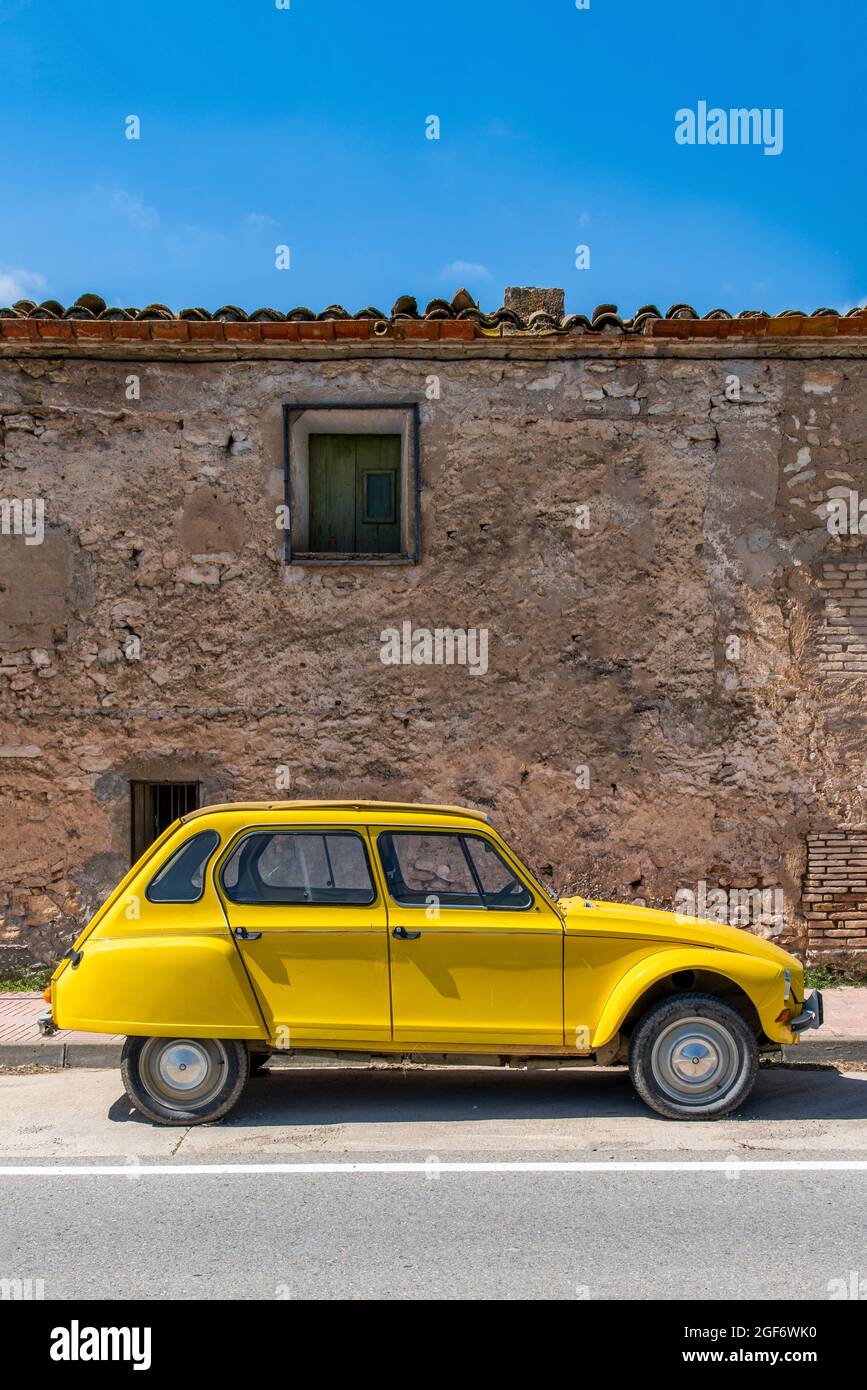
[121,1036,250,1126]
[628,993,758,1120]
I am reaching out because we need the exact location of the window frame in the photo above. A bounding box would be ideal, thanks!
[145,829,220,905]
[375,828,535,914]
[218,827,378,908]
[282,402,421,566]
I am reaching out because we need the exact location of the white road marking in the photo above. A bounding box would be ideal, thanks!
[0,1160,865,1176]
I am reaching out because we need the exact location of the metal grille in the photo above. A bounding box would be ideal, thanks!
[130,782,199,864]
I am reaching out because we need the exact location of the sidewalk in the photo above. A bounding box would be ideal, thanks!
[1,990,865,1068]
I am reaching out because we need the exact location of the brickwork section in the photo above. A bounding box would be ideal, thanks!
[817,562,867,675]
[804,832,867,952]
[3,313,867,345]
[0,318,479,344]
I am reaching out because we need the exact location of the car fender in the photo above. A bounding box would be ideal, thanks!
[54,931,268,1041]
[591,947,790,1049]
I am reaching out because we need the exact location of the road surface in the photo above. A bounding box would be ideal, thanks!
[1,1063,865,1300]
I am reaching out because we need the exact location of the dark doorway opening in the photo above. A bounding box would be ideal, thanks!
[130,781,199,864]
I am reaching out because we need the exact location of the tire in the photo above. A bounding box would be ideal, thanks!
[628,993,758,1120]
[121,1036,250,1126]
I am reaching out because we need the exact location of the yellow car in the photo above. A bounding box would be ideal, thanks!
[42,801,823,1125]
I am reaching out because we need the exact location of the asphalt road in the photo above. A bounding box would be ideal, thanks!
[2,1063,866,1300]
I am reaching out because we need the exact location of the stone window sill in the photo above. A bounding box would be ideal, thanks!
[289,552,415,567]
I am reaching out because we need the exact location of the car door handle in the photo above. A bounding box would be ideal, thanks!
[392,926,421,941]
[234,926,262,941]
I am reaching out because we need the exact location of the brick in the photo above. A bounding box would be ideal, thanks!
[298,322,335,341]
[801,316,839,336]
[333,320,370,340]
[188,322,225,341]
[2,319,36,339]
[74,321,114,340]
[440,320,477,341]
[110,321,151,340]
[151,322,190,342]
[397,322,441,341]
[260,321,300,341]
[33,320,73,340]
[719,320,756,337]
[687,320,733,338]
[223,323,263,342]
[650,320,690,338]
[767,316,804,335]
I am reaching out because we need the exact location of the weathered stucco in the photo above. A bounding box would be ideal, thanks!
[0,333,865,966]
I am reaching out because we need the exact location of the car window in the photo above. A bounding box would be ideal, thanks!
[464,835,532,908]
[220,831,375,905]
[378,831,532,910]
[146,830,220,904]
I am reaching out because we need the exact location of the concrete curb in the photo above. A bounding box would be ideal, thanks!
[0,1041,67,1067]
[2,1039,866,1069]
[0,1041,121,1068]
[781,1040,867,1064]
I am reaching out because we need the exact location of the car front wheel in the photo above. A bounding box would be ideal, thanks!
[121,1036,250,1126]
[628,993,758,1120]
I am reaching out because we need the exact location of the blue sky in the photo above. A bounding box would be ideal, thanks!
[0,0,864,317]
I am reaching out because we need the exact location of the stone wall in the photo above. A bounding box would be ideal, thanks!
[0,331,865,966]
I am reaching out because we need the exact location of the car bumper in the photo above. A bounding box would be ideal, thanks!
[789,990,823,1034]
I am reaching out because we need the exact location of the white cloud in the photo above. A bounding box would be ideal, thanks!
[243,212,277,229]
[0,265,47,303]
[109,185,159,232]
[438,260,491,283]
[163,224,230,263]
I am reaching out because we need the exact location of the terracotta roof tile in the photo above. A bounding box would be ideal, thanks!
[2,290,867,341]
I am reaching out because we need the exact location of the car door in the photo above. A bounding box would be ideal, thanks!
[217,825,391,1045]
[372,826,564,1047]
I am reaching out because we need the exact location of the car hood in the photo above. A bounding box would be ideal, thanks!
[558,895,799,973]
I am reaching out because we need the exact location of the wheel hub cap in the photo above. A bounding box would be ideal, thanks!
[650,1016,740,1107]
[159,1043,210,1092]
[139,1038,227,1111]
[670,1038,719,1082]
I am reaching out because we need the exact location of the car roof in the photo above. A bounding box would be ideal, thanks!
[180,799,493,827]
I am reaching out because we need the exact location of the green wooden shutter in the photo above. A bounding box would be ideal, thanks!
[355,436,401,555]
[309,435,357,552]
[309,434,401,555]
